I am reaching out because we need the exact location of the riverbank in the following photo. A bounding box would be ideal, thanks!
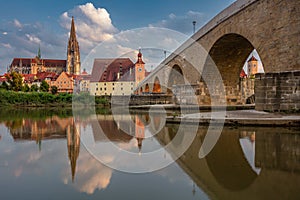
[0,90,109,107]
[166,109,300,127]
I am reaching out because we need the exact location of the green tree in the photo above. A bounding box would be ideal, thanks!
[0,81,9,90]
[51,86,58,95]
[31,84,39,92]
[5,72,23,91]
[22,84,30,92]
[40,80,49,92]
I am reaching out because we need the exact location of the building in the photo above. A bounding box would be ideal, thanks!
[247,55,258,77]
[135,49,146,85]
[76,69,91,93]
[89,51,147,96]
[9,57,66,75]
[66,16,81,75]
[8,17,80,76]
[47,72,74,93]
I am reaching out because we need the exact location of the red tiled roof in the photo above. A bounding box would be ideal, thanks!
[36,72,57,81]
[0,77,7,82]
[11,58,66,67]
[23,74,36,83]
[247,55,257,62]
[90,58,134,82]
[240,69,247,78]
[11,58,33,66]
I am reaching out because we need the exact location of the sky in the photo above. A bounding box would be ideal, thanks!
[0,0,237,74]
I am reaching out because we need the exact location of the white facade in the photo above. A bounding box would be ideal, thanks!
[90,81,135,96]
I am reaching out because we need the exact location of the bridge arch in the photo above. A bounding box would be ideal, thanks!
[207,33,256,87]
[167,64,185,94]
[152,76,162,93]
[144,83,150,93]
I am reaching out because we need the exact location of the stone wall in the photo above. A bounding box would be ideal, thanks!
[255,71,300,112]
[171,78,254,106]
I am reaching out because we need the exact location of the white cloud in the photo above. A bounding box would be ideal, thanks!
[60,3,118,54]
[62,148,113,194]
[2,43,12,48]
[149,11,206,34]
[25,34,41,44]
[2,32,8,35]
[13,19,22,28]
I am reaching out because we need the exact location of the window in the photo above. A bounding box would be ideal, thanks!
[96,88,98,91]
[113,88,114,90]
[104,88,106,91]
[121,88,123,90]
[104,83,106,86]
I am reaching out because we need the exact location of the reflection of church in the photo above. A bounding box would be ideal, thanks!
[7,115,81,181]
[67,120,81,182]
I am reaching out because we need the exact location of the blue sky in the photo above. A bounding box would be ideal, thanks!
[0,0,236,73]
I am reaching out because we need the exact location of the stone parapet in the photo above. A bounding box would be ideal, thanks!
[255,71,300,112]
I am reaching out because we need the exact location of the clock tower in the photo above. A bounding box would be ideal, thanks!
[135,49,145,85]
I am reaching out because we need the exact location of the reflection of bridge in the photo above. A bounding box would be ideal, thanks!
[155,125,300,199]
[135,0,300,112]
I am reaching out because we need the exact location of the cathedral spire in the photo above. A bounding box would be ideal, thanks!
[67,16,81,75]
[70,16,77,41]
[37,45,41,59]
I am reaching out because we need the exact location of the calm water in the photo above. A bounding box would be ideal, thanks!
[0,108,299,200]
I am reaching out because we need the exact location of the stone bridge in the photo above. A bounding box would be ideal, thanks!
[136,0,300,111]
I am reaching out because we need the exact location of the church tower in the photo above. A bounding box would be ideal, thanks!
[135,49,145,86]
[247,55,258,77]
[67,16,81,75]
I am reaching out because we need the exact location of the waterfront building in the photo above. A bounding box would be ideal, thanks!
[76,69,91,93]
[90,50,148,96]
[47,71,74,93]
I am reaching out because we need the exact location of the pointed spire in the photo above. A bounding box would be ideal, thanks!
[37,45,41,59]
[67,16,81,75]
[136,48,145,64]
[70,16,77,40]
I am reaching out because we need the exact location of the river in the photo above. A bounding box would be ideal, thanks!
[0,108,299,199]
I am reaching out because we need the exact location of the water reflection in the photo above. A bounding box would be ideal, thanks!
[0,108,299,199]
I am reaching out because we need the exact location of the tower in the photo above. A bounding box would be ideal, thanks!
[67,16,81,75]
[247,55,258,77]
[135,49,145,85]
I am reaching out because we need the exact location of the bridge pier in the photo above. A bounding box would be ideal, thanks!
[255,71,300,112]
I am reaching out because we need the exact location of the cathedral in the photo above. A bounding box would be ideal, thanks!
[9,17,81,75]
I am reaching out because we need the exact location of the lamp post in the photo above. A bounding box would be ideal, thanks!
[193,21,196,34]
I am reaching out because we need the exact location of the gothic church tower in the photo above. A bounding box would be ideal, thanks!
[67,17,81,75]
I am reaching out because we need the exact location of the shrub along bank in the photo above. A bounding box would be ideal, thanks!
[0,90,109,107]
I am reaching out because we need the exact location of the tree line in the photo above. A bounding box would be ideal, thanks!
[0,72,109,107]
[0,71,58,94]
